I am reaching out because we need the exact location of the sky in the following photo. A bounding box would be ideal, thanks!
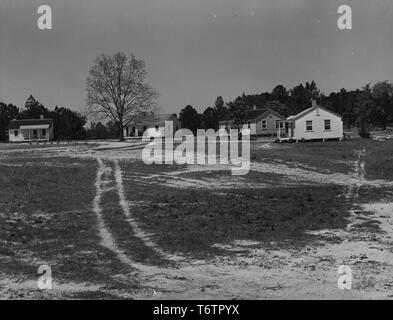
[1,0,393,114]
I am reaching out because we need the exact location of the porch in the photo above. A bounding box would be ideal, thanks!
[18,125,50,141]
[277,120,295,141]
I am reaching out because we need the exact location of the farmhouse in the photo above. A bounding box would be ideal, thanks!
[219,107,285,136]
[123,113,181,138]
[8,116,54,142]
[278,100,343,142]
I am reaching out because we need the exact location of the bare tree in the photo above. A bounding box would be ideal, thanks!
[86,52,158,140]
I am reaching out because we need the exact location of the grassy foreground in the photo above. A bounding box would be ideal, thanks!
[0,156,138,298]
[1,138,393,298]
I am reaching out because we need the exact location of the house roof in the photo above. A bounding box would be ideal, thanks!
[245,108,285,121]
[153,113,177,122]
[134,113,178,126]
[9,119,53,130]
[218,108,285,123]
[20,124,50,130]
[245,109,268,120]
[286,106,342,121]
[286,107,314,121]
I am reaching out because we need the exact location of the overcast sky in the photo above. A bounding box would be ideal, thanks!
[1,0,392,114]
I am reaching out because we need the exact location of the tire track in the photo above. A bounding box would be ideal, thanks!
[113,160,185,263]
[92,158,224,298]
[93,158,183,275]
[346,147,367,231]
[93,158,138,269]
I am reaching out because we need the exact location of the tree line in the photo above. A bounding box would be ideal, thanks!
[1,51,156,142]
[0,95,119,142]
[2,49,392,142]
[178,80,393,136]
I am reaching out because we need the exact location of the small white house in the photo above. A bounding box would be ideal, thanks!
[8,117,54,142]
[219,107,285,136]
[123,113,181,138]
[278,100,343,142]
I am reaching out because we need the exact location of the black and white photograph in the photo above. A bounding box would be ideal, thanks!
[1,0,393,304]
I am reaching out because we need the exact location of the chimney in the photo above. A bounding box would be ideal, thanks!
[311,99,317,108]
[40,115,44,120]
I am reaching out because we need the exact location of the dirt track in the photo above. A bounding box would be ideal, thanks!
[1,142,393,299]
[81,144,393,299]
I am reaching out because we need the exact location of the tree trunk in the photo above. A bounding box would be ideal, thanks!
[119,124,125,141]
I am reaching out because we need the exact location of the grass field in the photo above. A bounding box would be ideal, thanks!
[1,138,393,299]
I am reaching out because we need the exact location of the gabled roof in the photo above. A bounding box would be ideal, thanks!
[246,108,285,122]
[245,108,269,120]
[9,119,53,130]
[153,113,177,122]
[286,107,314,121]
[286,106,342,121]
[134,113,178,126]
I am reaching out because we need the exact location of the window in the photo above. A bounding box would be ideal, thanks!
[261,120,267,130]
[324,120,331,131]
[42,129,46,136]
[306,120,313,131]
[14,130,18,137]
[276,120,284,129]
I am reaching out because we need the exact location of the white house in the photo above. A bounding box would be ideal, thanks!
[277,100,343,142]
[8,117,54,142]
[123,113,181,138]
[219,107,285,136]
